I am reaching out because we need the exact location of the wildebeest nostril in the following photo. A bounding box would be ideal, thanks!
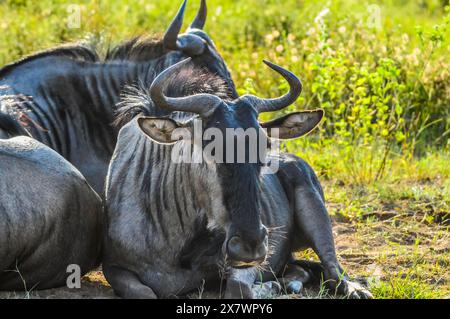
[260,226,269,241]
[227,236,244,260]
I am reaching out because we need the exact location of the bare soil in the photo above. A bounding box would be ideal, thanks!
[1,205,448,299]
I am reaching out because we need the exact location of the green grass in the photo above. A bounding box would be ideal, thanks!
[293,152,449,299]
[372,276,446,299]
[0,0,449,299]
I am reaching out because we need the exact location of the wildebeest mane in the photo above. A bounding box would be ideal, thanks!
[0,111,29,137]
[0,44,100,78]
[113,65,233,129]
[105,36,167,62]
[0,35,167,78]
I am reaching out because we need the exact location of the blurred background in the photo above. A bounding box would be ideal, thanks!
[0,0,448,298]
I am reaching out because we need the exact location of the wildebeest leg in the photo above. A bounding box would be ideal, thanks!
[224,268,282,299]
[224,268,256,299]
[279,262,314,294]
[103,266,157,299]
[293,187,373,299]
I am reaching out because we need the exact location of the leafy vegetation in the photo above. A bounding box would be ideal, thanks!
[0,0,448,298]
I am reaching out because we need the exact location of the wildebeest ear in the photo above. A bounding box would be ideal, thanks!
[138,117,186,145]
[260,109,324,140]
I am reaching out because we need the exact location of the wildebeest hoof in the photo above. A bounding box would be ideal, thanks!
[286,280,303,295]
[252,281,282,299]
[224,279,254,299]
[342,280,373,299]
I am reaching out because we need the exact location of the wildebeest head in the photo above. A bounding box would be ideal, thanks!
[138,59,324,268]
[162,0,237,98]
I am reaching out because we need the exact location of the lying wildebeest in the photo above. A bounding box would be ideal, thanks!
[103,58,372,299]
[0,0,236,194]
[0,114,102,290]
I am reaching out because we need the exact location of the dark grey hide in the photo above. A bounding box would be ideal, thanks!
[103,59,373,299]
[0,0,236,194]
[0,125,102,290]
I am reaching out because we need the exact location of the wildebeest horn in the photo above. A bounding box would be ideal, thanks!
[241,61,303,113]
[150,58,222,117]
[163,0,207,56]
[163,0,187,50]
[190,0,207,30]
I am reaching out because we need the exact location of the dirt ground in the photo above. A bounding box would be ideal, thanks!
[1,200,448,299]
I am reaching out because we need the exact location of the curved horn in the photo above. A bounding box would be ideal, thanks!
[150,58,222,117]
[163,0,187,50]
[241,60,303,114]
[190,0,207,30]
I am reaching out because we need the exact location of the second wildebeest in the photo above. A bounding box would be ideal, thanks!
[103,58,372,299]
[0,115,102,291]
[0,0,236,194]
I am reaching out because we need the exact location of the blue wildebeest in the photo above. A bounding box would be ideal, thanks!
[0,0,236,194]
[0,114,102,290]
[103,58,372,299]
